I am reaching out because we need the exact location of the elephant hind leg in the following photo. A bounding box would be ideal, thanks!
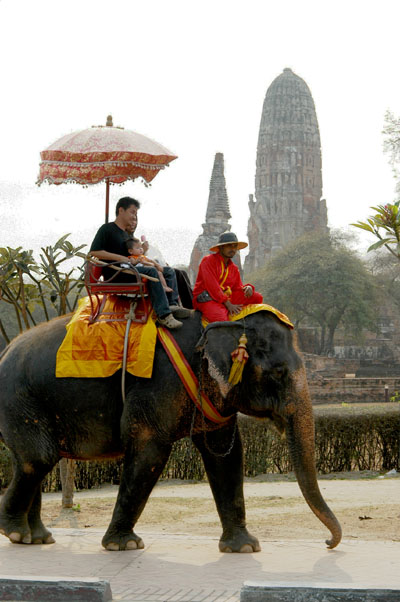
[0,452,57,545]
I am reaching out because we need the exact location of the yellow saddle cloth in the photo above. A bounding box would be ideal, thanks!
[56,300,293,380]
[201,303,294,329]
[56,296,157,379]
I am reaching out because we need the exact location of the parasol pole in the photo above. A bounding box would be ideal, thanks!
[105,178,110,223]
[105,115,113,224]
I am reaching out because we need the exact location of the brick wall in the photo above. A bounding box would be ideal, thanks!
[308,377,400,405]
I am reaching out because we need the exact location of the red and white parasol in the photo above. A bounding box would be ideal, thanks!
[37,115,178,222]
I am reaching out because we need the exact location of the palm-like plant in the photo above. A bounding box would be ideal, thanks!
[0,235,87,343]
[351,201,400,260]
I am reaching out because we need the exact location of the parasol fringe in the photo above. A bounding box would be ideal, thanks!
[36,175,154,187]
[40,159,165,170]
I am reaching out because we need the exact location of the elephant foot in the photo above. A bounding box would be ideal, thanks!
[0,511,55,545]
[219,527,261,553]
[102,529,144,551]
[30,523,55,545]
[0,515,32,545]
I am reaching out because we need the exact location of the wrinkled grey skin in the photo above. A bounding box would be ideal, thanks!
[0,311,341,551]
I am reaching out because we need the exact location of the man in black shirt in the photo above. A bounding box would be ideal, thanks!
[90,197,183,329]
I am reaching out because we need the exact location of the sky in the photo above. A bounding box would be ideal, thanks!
[0,0,399,266]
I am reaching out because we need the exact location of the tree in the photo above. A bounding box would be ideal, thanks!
[0,247,42,341]
[0,235,87,508]
[383,110,400,197]
[350,111,400,261]
[0,235,87,343]
[248,232,378,355]
[351,201,400,261]
[368,252,400,313]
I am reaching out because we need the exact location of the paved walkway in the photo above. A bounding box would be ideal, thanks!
[0,530,399,601]
[1,476,399,600]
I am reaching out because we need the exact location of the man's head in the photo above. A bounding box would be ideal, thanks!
[126,237,143,256]
[115,197,140,233]
[219,242,239,260]
[209,232,248,259]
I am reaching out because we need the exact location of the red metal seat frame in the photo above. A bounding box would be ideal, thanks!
[84,259,151,324]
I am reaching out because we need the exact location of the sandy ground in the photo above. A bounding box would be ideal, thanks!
[41,471,400,543]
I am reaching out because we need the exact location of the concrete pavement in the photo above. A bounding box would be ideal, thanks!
[1,476,399,600]
[0,529,398,601]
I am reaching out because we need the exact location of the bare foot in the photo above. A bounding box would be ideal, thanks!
[163,286,173,292]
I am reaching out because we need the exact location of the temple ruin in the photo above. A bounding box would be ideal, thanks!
[189,152,242,283]
[245,68,328,273]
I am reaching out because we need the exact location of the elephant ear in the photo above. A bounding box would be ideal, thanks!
[196,322,244,398]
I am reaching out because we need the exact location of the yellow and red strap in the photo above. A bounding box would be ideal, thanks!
[157,326,231,424]
[219,257,229,289]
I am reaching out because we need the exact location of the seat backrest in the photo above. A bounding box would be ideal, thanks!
[85,262,103,285]
[85,260,148,292]
[91,264,103,283]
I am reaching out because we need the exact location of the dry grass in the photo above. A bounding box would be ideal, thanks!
[41,482,400,542]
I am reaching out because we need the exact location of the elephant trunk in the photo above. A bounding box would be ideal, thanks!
[285,369,342,549]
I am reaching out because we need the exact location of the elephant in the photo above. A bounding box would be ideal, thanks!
[0,309,342,552]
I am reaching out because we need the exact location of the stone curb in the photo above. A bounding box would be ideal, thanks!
[240,582,400,601]
[0,576,112,601]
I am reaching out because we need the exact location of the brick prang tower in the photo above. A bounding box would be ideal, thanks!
[245,68,328,273]
[189,152,239,283]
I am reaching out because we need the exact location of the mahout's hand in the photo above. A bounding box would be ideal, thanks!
[243,285,252,298]
[224,300,242,315]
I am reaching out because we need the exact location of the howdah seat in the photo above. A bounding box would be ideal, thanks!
[84,257,151,324]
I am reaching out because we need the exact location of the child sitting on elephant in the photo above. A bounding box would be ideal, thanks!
[126,238,173,294]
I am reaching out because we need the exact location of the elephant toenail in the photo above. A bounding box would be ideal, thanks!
[126,540,138,550]
[106,542,120,551]
[240,544,253,553]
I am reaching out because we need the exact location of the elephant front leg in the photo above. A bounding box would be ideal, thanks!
[102,438,172,551]
[193,422,261,553]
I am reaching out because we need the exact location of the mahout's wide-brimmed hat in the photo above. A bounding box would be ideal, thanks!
[209,232,248,252]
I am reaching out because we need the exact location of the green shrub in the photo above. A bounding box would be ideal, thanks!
[0,404,398,492]
[313,404,399,473]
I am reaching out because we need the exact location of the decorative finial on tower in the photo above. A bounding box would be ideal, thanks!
[106,115,113,127]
